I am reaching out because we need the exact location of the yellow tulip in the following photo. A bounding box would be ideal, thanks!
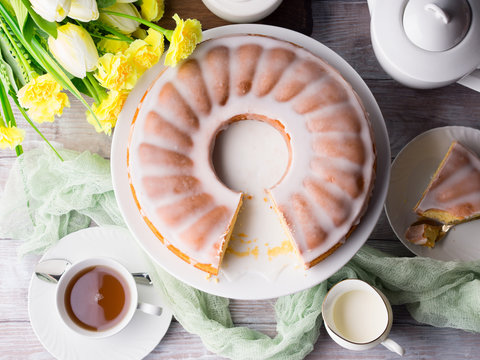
[48,24,99,78]
[0,125,25,150]
[68,0,99,21]
[99,3,140,34]
[164,14,202,67]
[17,74,70,124]
[141,0,164,22]
[95,53,138,91]
[86,90,129,135]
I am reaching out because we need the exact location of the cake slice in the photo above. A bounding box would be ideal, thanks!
[414,141,480,225]
[405,221,442,247]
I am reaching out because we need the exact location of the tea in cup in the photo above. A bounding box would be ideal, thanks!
[322,279,404,356]
[56,257,161,338]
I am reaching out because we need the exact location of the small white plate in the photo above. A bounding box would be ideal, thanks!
[385,126,480,261]
[28,226,172,360]
[111,24,390,299]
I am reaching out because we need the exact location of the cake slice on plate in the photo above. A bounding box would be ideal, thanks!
[407,141,480,247]
[414,141,480,225]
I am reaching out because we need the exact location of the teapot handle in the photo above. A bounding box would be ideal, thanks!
[457,69,480,92]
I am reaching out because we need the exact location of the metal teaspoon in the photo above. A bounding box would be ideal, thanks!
[34,258,153,286]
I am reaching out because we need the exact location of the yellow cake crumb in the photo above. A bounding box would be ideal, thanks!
[267,240,294,260]
[237,232,248,238]
[251,246,259,259]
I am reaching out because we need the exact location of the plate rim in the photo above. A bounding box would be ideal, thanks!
[111,24,391,299]
[385,125,480,261]
[27,226,173,360]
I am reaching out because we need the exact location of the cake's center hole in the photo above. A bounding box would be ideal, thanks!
[212,119,290,194]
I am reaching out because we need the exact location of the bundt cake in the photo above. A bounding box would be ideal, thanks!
[127,34,376,275]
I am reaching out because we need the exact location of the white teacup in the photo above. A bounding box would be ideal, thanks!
[322,279,404,356]
[56,257,161,338]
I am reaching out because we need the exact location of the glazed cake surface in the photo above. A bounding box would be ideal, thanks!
[414,142,480,225]
[128,35,376,274]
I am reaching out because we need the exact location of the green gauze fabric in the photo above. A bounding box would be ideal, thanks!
[1,146,480,360]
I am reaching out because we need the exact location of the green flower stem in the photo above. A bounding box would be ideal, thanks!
[0,81,23,155]
[89,33,132,43]
[96,22,135,43]
[86,72,107,102]
[82,77,99,103]
[100,10,174,41]
[11,95,63,161]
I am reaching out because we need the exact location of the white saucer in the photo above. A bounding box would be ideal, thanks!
[28,226,173,360]
[111,24,390,299]
[385,126,480,261]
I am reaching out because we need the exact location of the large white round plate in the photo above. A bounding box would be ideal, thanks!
[385,126,480,261]
[111,24,390,300]
[28,226,172,360]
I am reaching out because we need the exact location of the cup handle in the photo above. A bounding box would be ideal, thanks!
[381,338,404,356]
[137,302,163,316]
[457,69,480,93]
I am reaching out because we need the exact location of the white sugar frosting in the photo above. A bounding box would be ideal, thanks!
[128,34,376,269]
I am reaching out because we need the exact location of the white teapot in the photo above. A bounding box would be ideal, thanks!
[368,0,480,91]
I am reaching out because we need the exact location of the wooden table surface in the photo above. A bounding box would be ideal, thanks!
[1,0,480,359]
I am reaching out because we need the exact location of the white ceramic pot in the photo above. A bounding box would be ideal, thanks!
[202,0,283,23]
[368,0,480,91]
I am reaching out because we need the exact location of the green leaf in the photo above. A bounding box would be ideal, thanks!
[9,0,28,31]
[20,0,57,38]
[97,0,117,8]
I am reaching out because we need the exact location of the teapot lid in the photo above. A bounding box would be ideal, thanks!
[403,0,471,52]
[370,0,480,88]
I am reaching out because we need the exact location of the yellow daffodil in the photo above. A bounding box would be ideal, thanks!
[48,23,99,78]
[99,3,140,34]
[30,0,71,22]
[97,35,130,54]
[17,74,70,123]
[141,0,164,22]
[68,0,99,21]
[164,14,202,67]
[86,90,129,135]
[95,53,137,91]
[125,29,164,72]
[0,125,25,149]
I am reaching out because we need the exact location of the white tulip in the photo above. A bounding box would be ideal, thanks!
[68,0,99,21]
[99,3,140,35]
[48,24,99,78]
[30,0,71,22]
